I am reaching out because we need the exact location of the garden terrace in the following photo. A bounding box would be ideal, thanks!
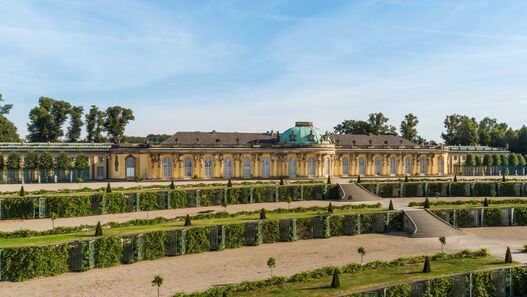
[0,207,400,282]
[0,183,339,220]
[174,250,526,297]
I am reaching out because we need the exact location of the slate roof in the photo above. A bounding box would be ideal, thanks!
[162,131,278,146]
[332,134,416,147]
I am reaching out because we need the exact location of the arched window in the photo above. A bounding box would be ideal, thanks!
[405,157,413,174]
[163,158,172,179]
[390,157,396,175]
[204,157,212,178]
[261,157,270,178]
[288,158,297,178]
[323,158,330,177]
[420,157,428,174]
[342,157,349,176]
[358,157,366,175]
[184,158,192,178]
[126,156,136,179]
[224,158,233,178]
[438,156,444,175]
[308,158,316,177]
[374,158,382,175]
[243,157,251,178]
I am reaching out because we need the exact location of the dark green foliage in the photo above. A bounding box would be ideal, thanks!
[429,278,453,297]
[472,271,496,297]
[330,215,343,236]
[104,192,127,214]
[404,175,409,182]
[327,176,331,184]
[185,227,209,254]
[422,256,431,273]
[328,202,334,213]
[505,246,513,263]
[330,268,340,288]
[95,236,123,268]
[502,174,506,182]
[170,180,175,190]
[95,221,103,236]
[225,224,246,249]
[473,183,492,197]
[184,214,192,226]
[386,284,411,297]
[0,244,69,281]
[483,197,489,207]
[143,231,166,260]
[424,197,430,209]
[106,183,112,193]
[47,195,92,218]
[170,190,188,208]
[483,208,501,226]
[453,175,457,182]
[227,178,232,188]
[388,200,394,210]
[19,186,25,197]
[512,267,527,295]
[259,208,267,220]
[359,214,374,233]
[295,217,313,240]
[279,177,284,185]
[262,220,280,243]
[140,192,158,211]
[357,175,361,183]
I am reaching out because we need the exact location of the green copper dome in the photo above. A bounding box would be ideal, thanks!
[279,122,332,145]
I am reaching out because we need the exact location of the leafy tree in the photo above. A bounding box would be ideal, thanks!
[85,105,107,142]
[259,208,267,220]
[221,197,228,211]
[475,155,483,167]
[439,236,446,253]
[0,93,13,115]
[27,97,72,142]
[334,120,371,134]
[152,275,164,297]
[56,152,71,170]
[95,221,103,236]
[267,257,276,277]
[0,94,19,142]
[7,152,21,169]
[400,113,419,142]
[19,186,25,197]
[106,182,112,193]
[286,195,292,209]
[519,154,526,166]
[478,117,498,146]
[367,112,397,135]
[505,246,513,263]
[465,154,476,166]
[66,106,84,142]
[509,153,519,166]
[103,106,135,144]
[441,114,479,145]
[24,151,39,169]
[357,247,366,264]
[493,154,502,166]
[330,268,341,289]
[422,256,431,273]
[184,214,192,226]
[501,155,509,166]
[38,152,54,170]
[74,154,89,169]
[483,154,493,166]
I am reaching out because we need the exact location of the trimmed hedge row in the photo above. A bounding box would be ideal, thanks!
[430,207,527,228]
[0,211,402,282]
[362,181,527,198]
[0,184,338,220]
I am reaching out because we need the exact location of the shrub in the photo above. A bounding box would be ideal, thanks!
[106,182,112,193]
[95,236,123,268]
[0,244,69,281]
[386,284,411,297]
[19,186,25,197]
[483,197,489,207]
[505,246,513,263]
[330,268,340,288]
[422,256,431,273]
[95,221,103,236]
[328,202,334,214]
[259,208,267,220]
[225,224,246,249]
[143,231,166,260]
[170,180,175,190]
[227,178,232,188]
[262,220,280,243]
[388,200,394,210]
[185,227,209,254]
[184,214,192,226]
[424,197,430,209]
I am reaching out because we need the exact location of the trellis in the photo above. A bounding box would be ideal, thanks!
[245,221,263,246]
[313,215,330,238]
[209,225,225,251]
[343,214,361,235]
[165,229,186,256]
[279,219,297,242]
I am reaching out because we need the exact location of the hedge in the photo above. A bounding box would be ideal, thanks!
[0,210,402,282]
[430,207,527,228]
[0,184,338,220]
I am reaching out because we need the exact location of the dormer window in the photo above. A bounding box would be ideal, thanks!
[289,132,296,141]
[384,140,388,145]
[307,130,315,141]
[216,138,221,144]
[195,137,200,144]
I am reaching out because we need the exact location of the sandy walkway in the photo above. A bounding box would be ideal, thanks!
[0,233,458,297]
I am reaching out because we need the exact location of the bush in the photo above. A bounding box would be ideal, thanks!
[95,221,103,236]
[143,231,166,260]
[104,192,127,214]
[422,256,431,273]
[225,224,246,249]
[262,220,280,243]
[0,244,69,281]
[140,192,158,211]
[330,268,340,288]
[386,284,411,297]
[184,214,192,226]
[95,236,123,268]
[47,195,92,218]
[185,227,209,254]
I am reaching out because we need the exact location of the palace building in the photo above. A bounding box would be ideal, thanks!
[0,122,509,183]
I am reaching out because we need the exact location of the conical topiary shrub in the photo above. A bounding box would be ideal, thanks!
[505,246,513,263]
[453,175,457,182]
[184,214,192,227]
[327,176,331,184]
[357,175,361,183]
[404,175,409,182]
[483,197,489,207]
[106,182,112,193]
[422,256,431,273]
[388,200,394,211]
[424,197,430,209]
[330,268,341,288]
[170,180,175,190]
[328,202,334,214]
[502,174,506,182]
[19,186,25,197]
[227,178,232,188]
[95,221,103,236]
[279,177,284,186]
[260,208,267,220]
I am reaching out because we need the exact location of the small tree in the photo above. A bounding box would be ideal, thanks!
[19,186,25,197]
[388,200,394,211]
[170,180,175,190]
[221,197,228,211]
[227,178,232,188]
[286,195,292,209]
[330,268,341,289]
[328,202,334,214]
[422,256,431,273]
[505,246,513,263]
[152,275,164,297]
[435,192,440,200]
[483,197,489,207]
[439,236,446,253]
[357,247,366,264]
[95,221,103,236]
[50,212,58,230]
[106,182,112,193]
[184,214,192,227]
[267,257,276,277]
[327,176,331,184]
[404,175,409,182]
[259,208,267,220]
[279,177,284,186]
[453,175,457,182]
[424,197,430,209]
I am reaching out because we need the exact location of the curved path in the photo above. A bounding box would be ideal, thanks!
[339,183,381,202]
[404,210,465,238]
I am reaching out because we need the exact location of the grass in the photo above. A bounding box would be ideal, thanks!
[0,207,386,248]
[231,256,513,297]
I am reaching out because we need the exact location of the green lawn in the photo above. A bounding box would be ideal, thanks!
[0,207,386,248]
[231,257,513,297]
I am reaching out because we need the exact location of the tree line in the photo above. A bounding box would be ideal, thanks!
[0,151,89,170]
[0,94,135,144]
[334,112,527,155]
[464,153,526,167]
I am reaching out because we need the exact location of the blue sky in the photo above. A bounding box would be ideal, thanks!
[1,0,527,141]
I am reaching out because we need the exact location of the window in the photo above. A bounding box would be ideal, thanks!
[261,157,270,178]
[323,158,330,177]
[184,158,192,177]
[163,158,172,179]
[438,156,444,175]
[204,157,212,178]
[374,158,382,175]
[420,157,428,174]
[342,157,349,176]
[125,156,136,179]
[405,157,412,174]
[224,158,233,178]
[390,157,396,175]
[97,166,104,179]
[99,157,105,163]
[288,158,297,178]
[358,157,366,175]
[243,157,251,178]
[308,158,316,177]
